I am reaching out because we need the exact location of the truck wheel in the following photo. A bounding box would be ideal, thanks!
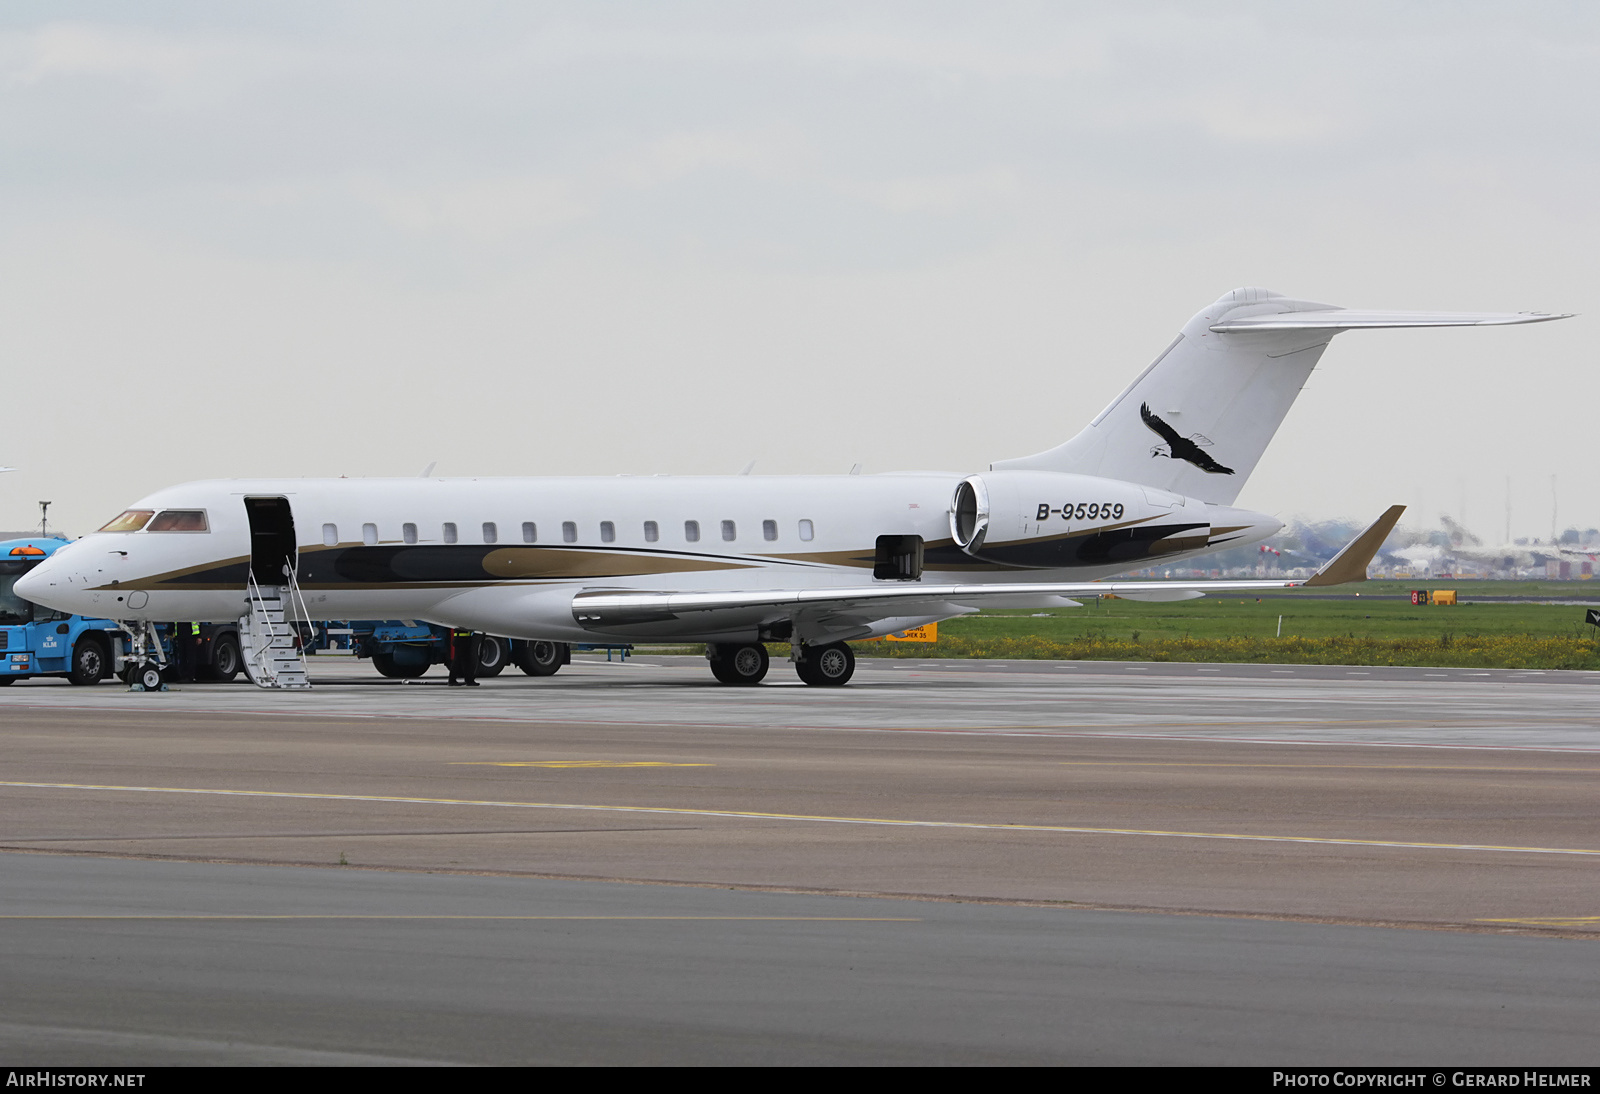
[372,651,429,679]
[0,677,13,686]
[476,636,507,677]
[67,639,109,686]
[516,640,566,677]
[204,635,242,683]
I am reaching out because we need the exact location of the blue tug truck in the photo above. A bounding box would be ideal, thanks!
[0,536,242,686]
[326,621,571,679]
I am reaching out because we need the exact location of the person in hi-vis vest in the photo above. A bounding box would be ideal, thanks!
[448,628,481,687]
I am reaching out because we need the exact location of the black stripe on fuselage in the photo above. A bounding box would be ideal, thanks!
[969,523,1212,569]
[140,527,1214,592]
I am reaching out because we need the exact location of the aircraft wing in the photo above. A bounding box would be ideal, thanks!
[572,507,1405,632]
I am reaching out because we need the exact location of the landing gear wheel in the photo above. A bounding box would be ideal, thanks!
[710,643,769,685]
[796,642,854,686]
[68,639,108,686]
[371,651,429,679]
[476,635,508,678]
[203,635,241,683]
[516,640,566,677]
[135,663,164,692]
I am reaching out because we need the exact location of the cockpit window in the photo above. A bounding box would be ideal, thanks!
[98,510,154,533]
[147,510,209,533]
[0,560,35,624]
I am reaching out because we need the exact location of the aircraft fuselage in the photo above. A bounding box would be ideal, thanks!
[17,472,1280,646]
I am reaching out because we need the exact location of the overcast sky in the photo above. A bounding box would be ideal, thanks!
[1,1,1594,541]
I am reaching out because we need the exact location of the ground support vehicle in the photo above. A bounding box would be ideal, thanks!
[323,621,578,679]
[0,538,124,685]
[1,538,243,688]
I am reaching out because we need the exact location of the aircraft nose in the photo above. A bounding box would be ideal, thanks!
[13,565,48,602]
[14,554,83,614]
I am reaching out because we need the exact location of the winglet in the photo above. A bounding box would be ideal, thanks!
[1302,505,1406,587]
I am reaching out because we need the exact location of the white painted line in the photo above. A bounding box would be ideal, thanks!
[4,781,1597,858]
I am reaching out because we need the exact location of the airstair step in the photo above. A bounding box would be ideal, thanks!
[241,576,313,690]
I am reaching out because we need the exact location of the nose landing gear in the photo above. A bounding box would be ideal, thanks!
[118,621,169,693]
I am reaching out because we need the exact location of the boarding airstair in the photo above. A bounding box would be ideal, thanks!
[239,567,312,689]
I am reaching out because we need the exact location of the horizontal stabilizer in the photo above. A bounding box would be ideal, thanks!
[1211,310,1572,333]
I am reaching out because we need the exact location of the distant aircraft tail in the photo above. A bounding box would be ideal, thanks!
[992,287,1569,506]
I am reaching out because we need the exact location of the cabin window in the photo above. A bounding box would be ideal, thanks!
[643,521,659,543]
[98,510,154,533]
[562,521,577,543]
[322,523,338,546]
[721,520,736,542]
[443,523,458,544]
[600,521,615,543]
[403,523,417,545]
[483,522,497,544]
[762,519,777,542]
[684,520,700,543]
[147,510,209,533]
[362,523,378,546]
[798,519,814,542]
[522,522,537,543]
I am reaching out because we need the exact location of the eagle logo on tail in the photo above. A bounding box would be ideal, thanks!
[1139,403,1235,475]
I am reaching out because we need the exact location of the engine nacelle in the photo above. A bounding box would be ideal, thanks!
[948,471,1263,570]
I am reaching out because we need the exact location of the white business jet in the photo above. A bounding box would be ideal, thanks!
[16,288,1568,686]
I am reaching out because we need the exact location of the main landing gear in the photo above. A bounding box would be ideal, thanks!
[794,642,854,687]
[707,641,855,687]
[708,642,769,685]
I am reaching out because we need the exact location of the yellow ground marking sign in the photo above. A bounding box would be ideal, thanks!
[870,623,937,642]
[448,761,713,769]
[5,780,1600,857]
[1478,916,1600,928]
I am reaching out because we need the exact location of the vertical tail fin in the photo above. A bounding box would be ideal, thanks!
[993,287,1568,505]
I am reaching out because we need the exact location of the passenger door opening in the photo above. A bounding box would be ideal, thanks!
[245,496,298,586]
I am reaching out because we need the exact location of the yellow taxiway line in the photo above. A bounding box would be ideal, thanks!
[447,761,714,768]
